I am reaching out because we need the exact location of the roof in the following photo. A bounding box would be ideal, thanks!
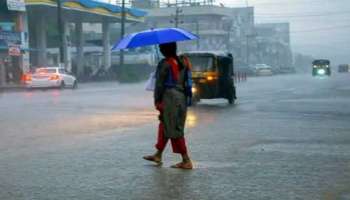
[25,0,147,22]
[313,59,330,64]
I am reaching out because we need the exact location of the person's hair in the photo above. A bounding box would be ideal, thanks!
[159,42,177,58]
[159,42,185,70]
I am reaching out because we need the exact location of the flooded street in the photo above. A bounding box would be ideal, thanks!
[1,74,350,199]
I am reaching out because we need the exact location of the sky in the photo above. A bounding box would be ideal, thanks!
[217,0,350,64]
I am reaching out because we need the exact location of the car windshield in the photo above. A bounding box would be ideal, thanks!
[255,64,269,69]
[188,56,214,72]
[313,60,330,65]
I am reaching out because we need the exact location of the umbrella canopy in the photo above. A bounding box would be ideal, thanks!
[112,28,199,50]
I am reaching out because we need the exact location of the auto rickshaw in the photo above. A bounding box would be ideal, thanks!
[181,51,236,104]
[312,59,331,76]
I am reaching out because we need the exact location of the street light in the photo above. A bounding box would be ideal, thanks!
[119,0,125,68]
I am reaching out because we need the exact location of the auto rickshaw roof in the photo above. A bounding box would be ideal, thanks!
[312,59,330,65]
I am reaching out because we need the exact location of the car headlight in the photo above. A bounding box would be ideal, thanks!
[317,69,326,75]
[313,65,317,68]
[207,76,214,81]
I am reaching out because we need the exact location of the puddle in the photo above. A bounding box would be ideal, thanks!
[193,161,238,169]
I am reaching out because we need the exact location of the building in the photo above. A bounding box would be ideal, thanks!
[0,0,29,86]
[253,23,293,71]
[1,0,147,84]
[25,0,146,78]
[132,0,160,9]
[128,0,254,67]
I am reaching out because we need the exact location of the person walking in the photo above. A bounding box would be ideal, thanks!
[143,42,193,169]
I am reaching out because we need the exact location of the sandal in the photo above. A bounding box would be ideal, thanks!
[171,161,193,169]
[143,155,162,164]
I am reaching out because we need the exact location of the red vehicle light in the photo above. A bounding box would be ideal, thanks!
[22,74,32,82]
[49,74,60,80]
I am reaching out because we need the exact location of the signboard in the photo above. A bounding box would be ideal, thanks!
[0,23,15,32]
[0,31,21,48]
[8,45,21,56]
[7,0,26,12]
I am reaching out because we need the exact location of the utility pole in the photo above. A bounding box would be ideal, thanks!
[174,7,182,28]
[57,0,65,68]
[245,0,251,66]
[246,35,249,66]
[246,33,256,67]
[170,0,183,28]
[119,0,125,68]
[194,21,199,50]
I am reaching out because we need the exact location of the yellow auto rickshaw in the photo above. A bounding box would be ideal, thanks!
[181,51,237,105]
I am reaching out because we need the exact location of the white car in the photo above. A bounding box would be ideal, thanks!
[253,64,274,76]
[24,67,77,89]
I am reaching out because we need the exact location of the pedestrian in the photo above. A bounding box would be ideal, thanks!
[143,42,193,169]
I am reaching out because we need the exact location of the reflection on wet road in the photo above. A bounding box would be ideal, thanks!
[1,74,350,199]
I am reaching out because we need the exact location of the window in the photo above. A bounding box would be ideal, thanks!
[59,69,65,74]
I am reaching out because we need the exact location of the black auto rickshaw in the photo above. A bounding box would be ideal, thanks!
[181,51,236,104]
[312,59,331,76]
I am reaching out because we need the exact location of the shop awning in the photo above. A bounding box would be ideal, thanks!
[25,0,147,23]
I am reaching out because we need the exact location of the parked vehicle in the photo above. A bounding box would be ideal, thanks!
[312,59,331,76]
[252,64,273,76]
[338,64,350,73]
[24,67,77,89]
[181,51,236,105]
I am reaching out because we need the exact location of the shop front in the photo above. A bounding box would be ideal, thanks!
[0,0,29,86]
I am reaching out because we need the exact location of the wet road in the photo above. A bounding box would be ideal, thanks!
[1,74,350,200]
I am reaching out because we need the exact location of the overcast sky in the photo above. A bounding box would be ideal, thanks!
[216,0,350,64]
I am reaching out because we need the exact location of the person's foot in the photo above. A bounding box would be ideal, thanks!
[143,155,162,164]
[171,160,193,169]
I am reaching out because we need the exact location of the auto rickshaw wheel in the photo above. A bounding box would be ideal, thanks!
[228,97,234,104]
[227,86,236,105]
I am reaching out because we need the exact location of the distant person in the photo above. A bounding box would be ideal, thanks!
[143,42,193,169]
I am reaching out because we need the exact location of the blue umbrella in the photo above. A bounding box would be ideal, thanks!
[112,28,199,50]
